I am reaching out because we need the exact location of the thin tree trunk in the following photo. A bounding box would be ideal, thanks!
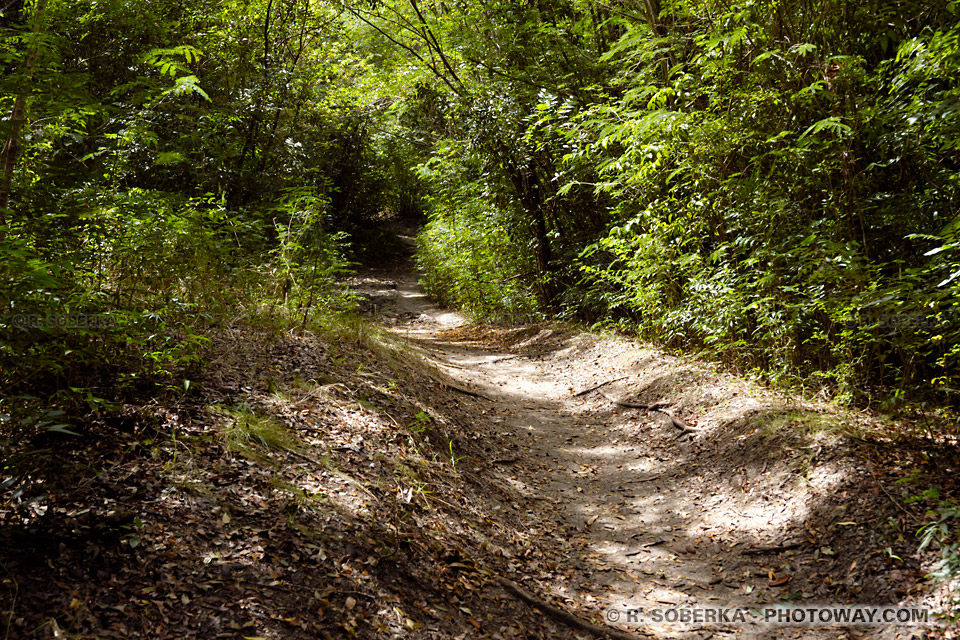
[0,93,28,221]
[518,160,557,312]
[531,198,557,312]
[642,0,662,35]
[489,139,558,312]
[0,8,42,237]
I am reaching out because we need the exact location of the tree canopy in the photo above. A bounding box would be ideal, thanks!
[2,0,959,425]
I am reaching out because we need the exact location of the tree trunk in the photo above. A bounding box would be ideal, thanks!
[489,138,559,312]
[1,1,46,238]
[0,93,28,223]
[0,48,40,240]
[517,161,557,312]
[642,0,661,34]
[531,196,557,312]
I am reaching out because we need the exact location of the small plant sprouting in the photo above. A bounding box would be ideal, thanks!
[448,439,465,480]
[917,500,960,585]
[409,410,432,433]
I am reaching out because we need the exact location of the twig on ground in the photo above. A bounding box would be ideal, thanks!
[573,376,631,397]
[876,478,914,518]
[495,576,651,639]
[282,447,377,499]
[596,389,668,411]
[441,381,494,401]
[665,414,701,434]
[479,355,522,364]
[741,541,805,555]
[597,390,704,433]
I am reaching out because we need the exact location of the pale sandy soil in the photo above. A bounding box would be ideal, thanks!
[365,269,957,640]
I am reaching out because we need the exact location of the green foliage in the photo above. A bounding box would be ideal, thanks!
[408,410,432,433]
[359,0,959,402]
[213,406,299,456]
[1,0,373,453]
[415,144,540,321]
[269,187,356,326]
[556,1,960,401]
[1,0,957,462]
[907,487,960,610]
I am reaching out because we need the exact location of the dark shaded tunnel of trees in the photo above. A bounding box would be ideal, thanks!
[1,0,958,445]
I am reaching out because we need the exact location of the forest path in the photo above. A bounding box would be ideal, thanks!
[358,267,943,640]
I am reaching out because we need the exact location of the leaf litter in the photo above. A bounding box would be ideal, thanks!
[1,266,958,639]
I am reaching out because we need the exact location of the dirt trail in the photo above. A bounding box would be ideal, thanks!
[1,267,953,640]
[372,271,950,639]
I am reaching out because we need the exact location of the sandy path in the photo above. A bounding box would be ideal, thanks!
[376,272,941,640]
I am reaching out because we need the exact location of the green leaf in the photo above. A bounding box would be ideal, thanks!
[937,269,960,288]
[46,424,81,436]
[799,117,852,144]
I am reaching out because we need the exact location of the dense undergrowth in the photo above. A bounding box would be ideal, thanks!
[568,13,960,406]
[1,187,355,452]
[405,1,960,410]
[3,0,955,444]
[0,0,410,451]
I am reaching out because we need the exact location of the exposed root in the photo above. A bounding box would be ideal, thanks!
[573,376,632,397]
[596,389,704,434]
[494,576,651,639]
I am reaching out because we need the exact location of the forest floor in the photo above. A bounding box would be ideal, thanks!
[2,257,959,639]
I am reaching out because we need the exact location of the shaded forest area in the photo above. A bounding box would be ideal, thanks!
[2,0,960,636]
[3,0,958,416]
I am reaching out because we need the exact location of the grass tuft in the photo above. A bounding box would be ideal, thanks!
[210,406,299,456]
